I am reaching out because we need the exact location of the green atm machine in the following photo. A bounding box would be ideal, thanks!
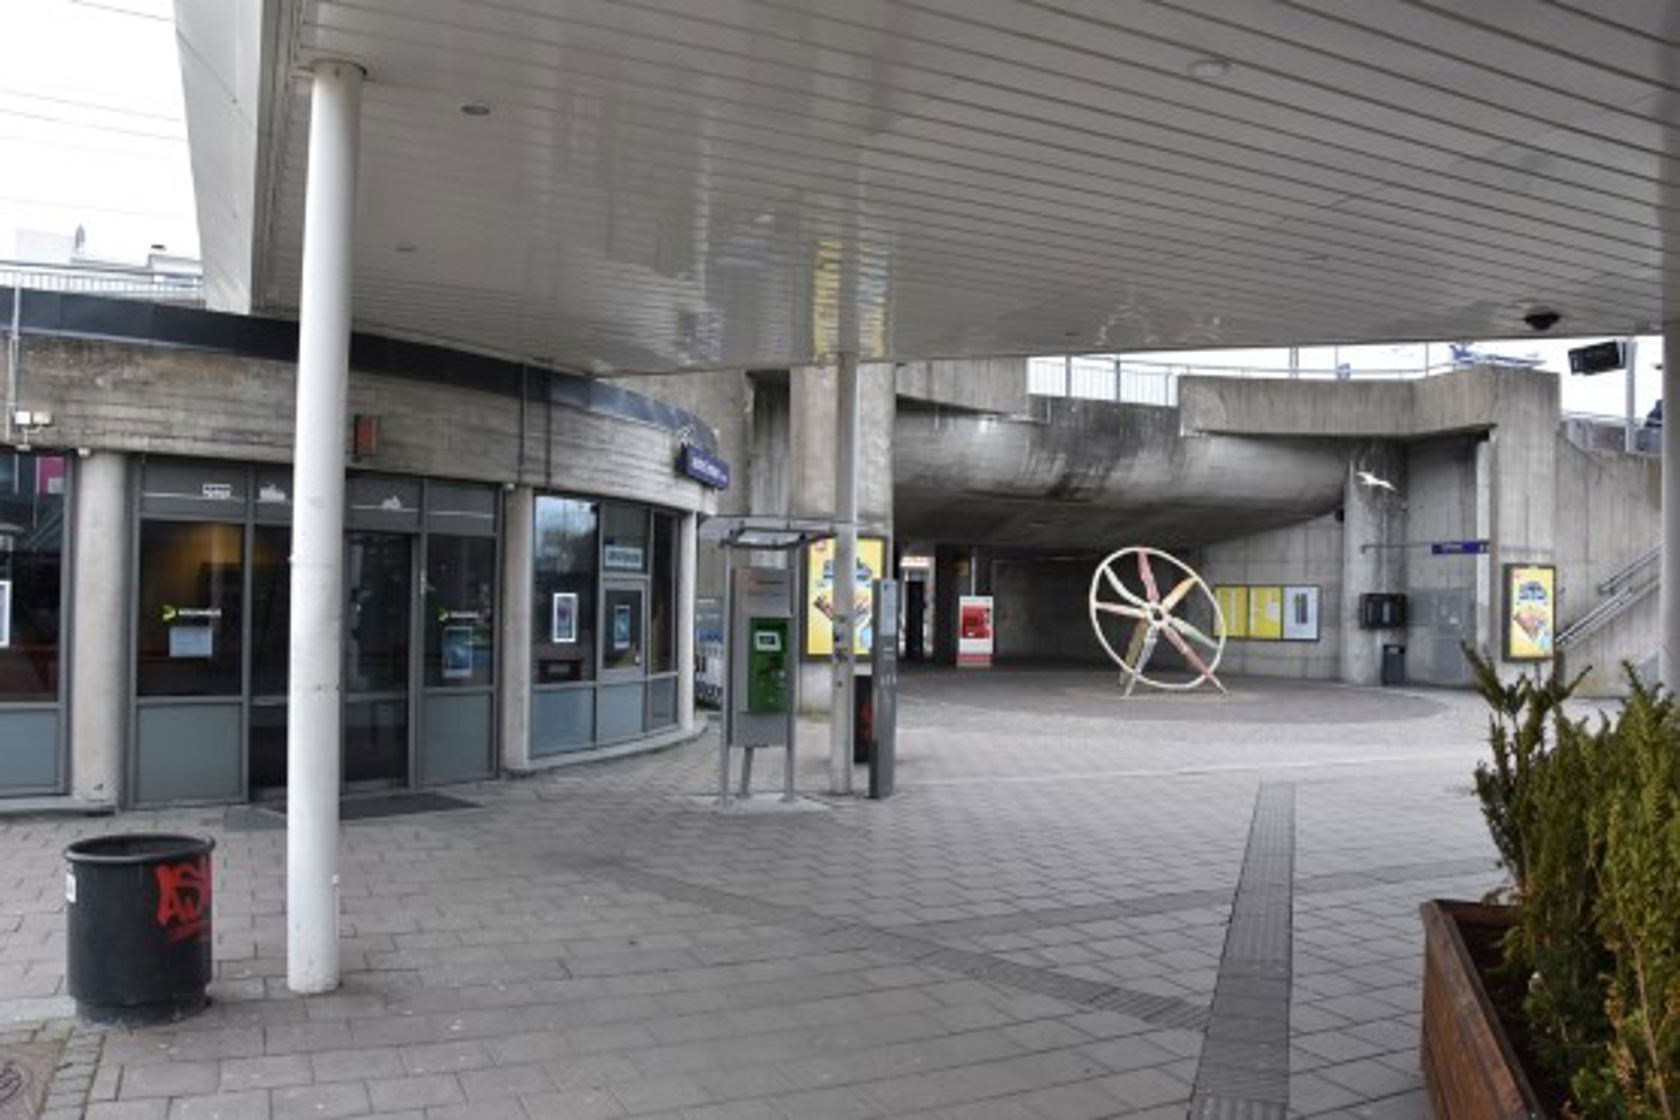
[722,565,799,804]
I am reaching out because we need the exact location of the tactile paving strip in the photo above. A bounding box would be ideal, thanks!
[1189,782,1296,1118]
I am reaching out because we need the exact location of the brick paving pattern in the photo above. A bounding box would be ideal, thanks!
[0,668,1514,1118]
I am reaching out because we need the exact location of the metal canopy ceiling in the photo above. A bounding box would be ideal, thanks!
[176,0,1680,375]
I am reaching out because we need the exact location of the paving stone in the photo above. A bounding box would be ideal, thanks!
[0,674,1508,1120]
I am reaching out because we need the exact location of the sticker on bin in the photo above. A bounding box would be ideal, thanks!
[65,871,75,904]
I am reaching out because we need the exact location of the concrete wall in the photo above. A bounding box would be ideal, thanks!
[1402,437,1482,686]
[990,556,1108,663]
[1201,514,1344,680]
[20,336,717,516]
[1177,365,1546,441]
[895,357,1031,416]
[1553,436,1663,694]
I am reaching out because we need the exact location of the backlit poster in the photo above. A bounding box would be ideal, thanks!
[805,537,886,657]
[1282,586,1320,642]
[958,595,994,668]
[1215,586,1248,639]
[1504,564,1556,661]
[1248,586,1283,641]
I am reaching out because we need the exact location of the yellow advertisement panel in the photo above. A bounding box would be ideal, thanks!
[1215,586,1248,639]
[806,537,887,656]
[1248,586,1284,641]
[1504,564,1556,661]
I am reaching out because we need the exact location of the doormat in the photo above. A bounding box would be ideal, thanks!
[0,1043,59,1120]
[255,792,481,823]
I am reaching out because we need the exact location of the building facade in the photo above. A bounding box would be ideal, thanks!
[0,290,719,806]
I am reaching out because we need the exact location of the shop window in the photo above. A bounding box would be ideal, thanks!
[0,452,67,702]
[601,503,649,573]
[650,513,676,674]
[250,525,291,696]
[424,535,495,687]
[533,496,597,683]
[136,520,245,696]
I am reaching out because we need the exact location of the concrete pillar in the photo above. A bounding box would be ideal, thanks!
[678,510,697,732]
[69,450,129,805]
[1339,447,1404,685]
[499,486,534,770]
[286,59,362,995]
[1662,322,1680,688]
[829,352,859,796]
[932,546,960,665]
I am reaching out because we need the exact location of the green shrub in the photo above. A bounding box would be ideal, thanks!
[1468,650,1680,1118]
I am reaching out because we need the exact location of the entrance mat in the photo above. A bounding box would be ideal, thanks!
[253,792,481,823]
[0,1043,59,1120]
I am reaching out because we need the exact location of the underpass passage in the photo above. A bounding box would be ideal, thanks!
[893,398,1347,554]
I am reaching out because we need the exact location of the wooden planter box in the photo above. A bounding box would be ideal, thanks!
[1419,900,1548,1118]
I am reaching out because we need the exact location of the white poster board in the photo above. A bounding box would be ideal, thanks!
[957,595,994,668]
[551,592,578,644]
[0,579,10,648]
[1282,585,1321,642]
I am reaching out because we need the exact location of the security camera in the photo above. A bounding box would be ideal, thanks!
[1523,309,1561,332]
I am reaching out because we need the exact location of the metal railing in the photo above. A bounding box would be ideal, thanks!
[0,259,205,307]
[1557,546,1662,650]
[1027,354,1467,408]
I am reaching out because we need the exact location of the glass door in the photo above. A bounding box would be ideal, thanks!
[344,531,413,788]
[597,579,647,743]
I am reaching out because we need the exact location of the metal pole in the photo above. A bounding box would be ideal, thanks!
[1661,322,1680,689]
[287,59,362,995]
[830,353,859,795]
[5,283,19,444]
[677,511,697,732]
[1625,337,1640,455]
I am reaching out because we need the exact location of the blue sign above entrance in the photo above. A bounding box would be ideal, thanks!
[677,444,730,490]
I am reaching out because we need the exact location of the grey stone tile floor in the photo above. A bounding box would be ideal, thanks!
[0,666,1533,1119]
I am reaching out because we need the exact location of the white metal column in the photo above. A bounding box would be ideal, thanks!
[829,352,859,795]
[287,59,363,995]
[677,511,698,732]
[1662,322,1680,689]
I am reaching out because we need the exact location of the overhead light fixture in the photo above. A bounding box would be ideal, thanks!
[1187,57,1231,81]
[460,102,492,117]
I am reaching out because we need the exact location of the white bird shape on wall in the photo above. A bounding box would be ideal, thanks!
[1356,469,1397,492]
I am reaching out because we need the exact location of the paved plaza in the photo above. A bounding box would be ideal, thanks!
[0,668,1516,1119]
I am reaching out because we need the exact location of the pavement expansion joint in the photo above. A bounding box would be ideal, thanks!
[568,857,1211,1031]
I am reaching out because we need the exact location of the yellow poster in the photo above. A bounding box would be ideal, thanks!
[1505,564,1556,661]
[1248,586,1284,641]
[806,537,886,656]
[1215,586,1248,639]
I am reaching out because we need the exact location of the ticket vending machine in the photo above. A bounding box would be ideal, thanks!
[869,578,899,800]
[723,566,798,803]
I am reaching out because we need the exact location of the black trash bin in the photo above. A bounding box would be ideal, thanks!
[1381,644,1406,687]
[65,834,214,1026]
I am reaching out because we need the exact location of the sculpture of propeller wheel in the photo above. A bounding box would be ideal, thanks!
[1088,547,1228,696]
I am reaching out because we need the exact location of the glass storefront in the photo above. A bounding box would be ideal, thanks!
[0,450,69,794]
[531,497,681,757]
[131,458,500,804]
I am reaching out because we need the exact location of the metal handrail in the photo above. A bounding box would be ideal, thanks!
[1557,579,1658,649]
[0,259,204,306]
[1598,545,1661,596]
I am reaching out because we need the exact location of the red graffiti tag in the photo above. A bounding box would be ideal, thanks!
[154,858,210,943]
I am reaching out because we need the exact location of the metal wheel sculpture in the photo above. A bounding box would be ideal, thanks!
[1088,547,1228,696]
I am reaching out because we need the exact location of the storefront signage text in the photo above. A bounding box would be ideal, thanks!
[604,545,644,571]
[677,444,730,490]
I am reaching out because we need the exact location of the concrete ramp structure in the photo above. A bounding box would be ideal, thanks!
[657,358,1655,697]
